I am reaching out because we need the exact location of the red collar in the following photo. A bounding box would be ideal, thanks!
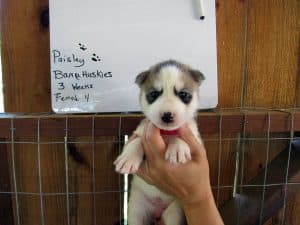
[160,129,179,136]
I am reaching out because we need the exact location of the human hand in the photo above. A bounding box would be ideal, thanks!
[136,122,213,208]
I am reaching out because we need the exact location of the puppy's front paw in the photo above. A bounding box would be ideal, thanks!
[165,139,191,164]
[114,139,143,174]
[114,152,143,174]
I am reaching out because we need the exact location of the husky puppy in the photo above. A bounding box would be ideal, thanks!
[114,60,204,225]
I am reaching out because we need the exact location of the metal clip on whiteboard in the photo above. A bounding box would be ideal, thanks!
[196,0,205,20]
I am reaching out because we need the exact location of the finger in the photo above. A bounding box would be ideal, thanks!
[141,122,156,161]
[142,122,166,159]
[178,124,206,162]
[136,161,178,196]
[146,123,166,153]
[135,161,154,185]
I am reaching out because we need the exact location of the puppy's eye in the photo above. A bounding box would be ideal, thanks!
[146,90,162,104]
[177,90,192,104]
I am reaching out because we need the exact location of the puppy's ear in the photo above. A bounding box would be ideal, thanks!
[135,70,150,87]
[189,69,205,85]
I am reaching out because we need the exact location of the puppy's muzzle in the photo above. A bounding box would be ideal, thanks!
[161,112,174,124]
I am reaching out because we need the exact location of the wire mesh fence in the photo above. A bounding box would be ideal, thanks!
[0,108,299,225]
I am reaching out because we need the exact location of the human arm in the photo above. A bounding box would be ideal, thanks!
[136,122,224,225]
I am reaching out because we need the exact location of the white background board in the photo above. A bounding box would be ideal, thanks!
[50,0,218,113]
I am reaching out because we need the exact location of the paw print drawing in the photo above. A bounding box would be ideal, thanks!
[91,53,101,62]
[79,43,87,51]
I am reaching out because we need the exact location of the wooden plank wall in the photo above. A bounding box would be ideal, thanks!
[0,0,299,225]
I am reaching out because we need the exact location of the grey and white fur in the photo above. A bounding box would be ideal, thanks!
[114,60,205,225]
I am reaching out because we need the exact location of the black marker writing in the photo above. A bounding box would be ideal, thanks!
[79,43,87,51]
[52,49,85,67]
[53,70,112,81]
[72,83,93,91]
[85,94,90,102]
[57,82,65,90]
[54,93,79,102]
[82,70,112,78]
[53,70,81,81]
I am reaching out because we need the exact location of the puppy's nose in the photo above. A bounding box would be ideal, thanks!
[161,112,174,124]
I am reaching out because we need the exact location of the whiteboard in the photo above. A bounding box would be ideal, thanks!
[49,0,218,113]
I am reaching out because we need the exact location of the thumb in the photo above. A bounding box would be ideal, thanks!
[135,161,154,185]
[143,122,166,159]
[178,124,206,162]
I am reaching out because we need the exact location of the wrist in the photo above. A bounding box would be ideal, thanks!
[182,191,224,225]
[181,189,215,212]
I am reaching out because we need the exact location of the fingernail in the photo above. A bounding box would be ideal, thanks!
[146,122,152,140]
[178,124,187,135]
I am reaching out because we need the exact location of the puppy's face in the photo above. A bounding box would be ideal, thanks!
[136,60,205,130]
